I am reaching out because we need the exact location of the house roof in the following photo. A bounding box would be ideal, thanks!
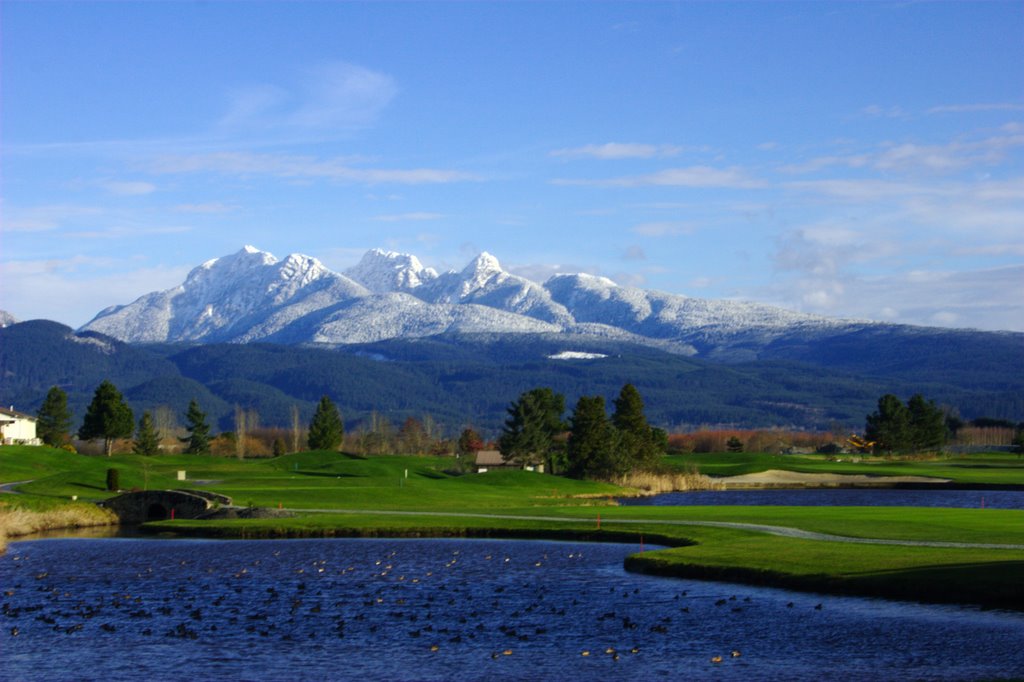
[474,450,507,466]
[0,407,36,421]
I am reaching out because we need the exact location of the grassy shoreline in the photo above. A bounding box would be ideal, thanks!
[141,506,1024,611]
[0,504,118,553]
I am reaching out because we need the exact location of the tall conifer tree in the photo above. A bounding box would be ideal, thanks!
[37,386,72,447]
[308,395,344,451]
[133,411,162,455]
[79,380,134,456]
[182,399,211,454]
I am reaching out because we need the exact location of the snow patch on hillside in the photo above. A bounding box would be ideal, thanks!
[547,351,608,360]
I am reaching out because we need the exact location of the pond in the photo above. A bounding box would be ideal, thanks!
[3,537,1023,681]
[621,488,1024,509]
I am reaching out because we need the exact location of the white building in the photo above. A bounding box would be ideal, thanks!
[0,407,40,445]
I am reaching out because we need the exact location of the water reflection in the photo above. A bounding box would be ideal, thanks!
[2,538,1022,681]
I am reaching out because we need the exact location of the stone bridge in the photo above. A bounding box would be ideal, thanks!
[99,489,233,524]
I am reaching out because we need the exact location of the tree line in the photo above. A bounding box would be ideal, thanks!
[863,393,947,454]
[34,380,1019,461]
[35,381,348,457]
[497,384,667,480]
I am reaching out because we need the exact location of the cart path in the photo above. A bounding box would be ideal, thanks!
[0,480,33,494]
[286,507,1024,551]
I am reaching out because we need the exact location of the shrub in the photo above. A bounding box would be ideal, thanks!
[105,468,120,492]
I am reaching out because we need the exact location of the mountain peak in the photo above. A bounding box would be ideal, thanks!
[78,243,863,352]
[345,248,438,293]
[547,272,619,289]
[463,251,502,276]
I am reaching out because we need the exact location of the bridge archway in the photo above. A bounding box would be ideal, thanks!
[99,490,232,525]
[146,503,169,521]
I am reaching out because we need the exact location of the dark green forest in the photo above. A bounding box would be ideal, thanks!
[2,320,1022,437]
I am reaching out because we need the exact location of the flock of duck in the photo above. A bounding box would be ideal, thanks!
[0,539,832,674]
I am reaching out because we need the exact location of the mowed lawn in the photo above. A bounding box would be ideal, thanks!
[0,447,621,512]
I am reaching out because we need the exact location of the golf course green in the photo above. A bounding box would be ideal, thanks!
[2,445,1022,609]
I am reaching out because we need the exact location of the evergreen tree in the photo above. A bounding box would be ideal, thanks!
[498,387,566,470]
[865,394,910,453]
[906,394,947,452]
[133,411,162,455]
[611,383,663,469]
[181,399,211,454]
[308,395,344,451]
[566,395,623,479]
[36,385,72,447]
[79,380,134,456]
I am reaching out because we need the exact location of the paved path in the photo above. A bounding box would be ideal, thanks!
[0,480,32,494]
[287,507,1024,551]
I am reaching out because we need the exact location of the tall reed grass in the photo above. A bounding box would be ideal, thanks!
[614,467,724,494]
[0,504,118,553]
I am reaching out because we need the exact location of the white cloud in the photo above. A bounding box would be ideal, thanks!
[622,245,646,261]
[173,202,238,214]
[98,180,157,196]
[2,205,102,232]
[859,104,910,119]
[927,103,1024,114]
[554,166,763,188]
[764,235,1024,332]
[219,61,397,132]
[631,221,695,237]
[781,133,1024,176]
[371,212,445,222]
[688,276,713,290]
[219,84,289,129]
[550,142,682,159]
[147,151,478,185]
[0,258,190,328]
[507,262,607,284]
[71,225,193,240]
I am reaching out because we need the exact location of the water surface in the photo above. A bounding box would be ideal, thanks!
[3,537,1022,681]
[621,488,1024,509]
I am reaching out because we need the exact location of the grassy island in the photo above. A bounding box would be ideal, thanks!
[2,445,1022,610]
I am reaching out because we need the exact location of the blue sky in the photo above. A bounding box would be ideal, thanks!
[2,1,1022,331]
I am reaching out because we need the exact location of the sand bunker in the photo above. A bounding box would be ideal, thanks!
[721,469,950,487]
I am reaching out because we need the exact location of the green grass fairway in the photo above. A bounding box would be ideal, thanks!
[664,451,1024,485]
[4,445,1023,609]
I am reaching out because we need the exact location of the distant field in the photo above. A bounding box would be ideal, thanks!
[3,445,1023,609]
[663,451,1024,485]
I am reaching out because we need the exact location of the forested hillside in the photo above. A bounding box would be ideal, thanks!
[2,321,1021,436]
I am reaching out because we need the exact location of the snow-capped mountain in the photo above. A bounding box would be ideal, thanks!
[80,245,863,354]
[344,249,438,294]
[83,246,368,343]
[415,252,574,326]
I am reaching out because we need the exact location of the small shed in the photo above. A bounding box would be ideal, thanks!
[474,450,545,474]
[474,450,509,473]
[0,406,40,445]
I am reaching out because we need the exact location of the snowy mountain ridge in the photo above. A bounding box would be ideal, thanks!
[81,245,863,355]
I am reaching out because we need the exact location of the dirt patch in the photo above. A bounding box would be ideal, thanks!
[719,469,950,488]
